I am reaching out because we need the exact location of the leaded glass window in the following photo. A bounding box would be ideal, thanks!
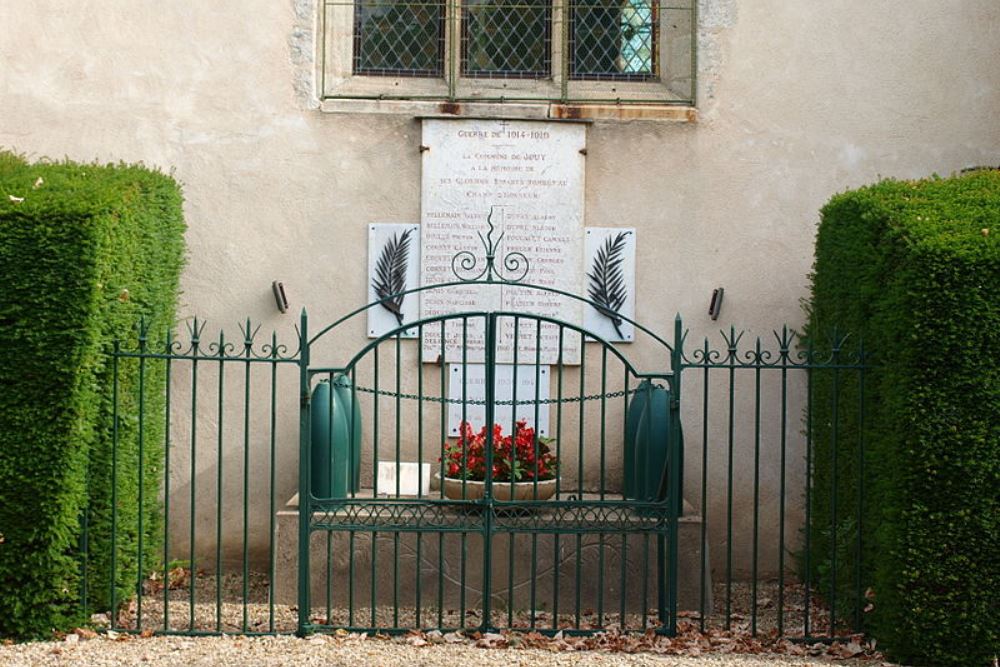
[461,0,551,78]
[353,0,445,76]
[328,0,694,106]
[570,0,655,80]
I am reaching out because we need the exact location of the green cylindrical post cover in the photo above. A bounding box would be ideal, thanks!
[624,380,652,499]
[311,380,333,498]
[332,373,362,493]
[311,378,358,498]
[632,383,671,501]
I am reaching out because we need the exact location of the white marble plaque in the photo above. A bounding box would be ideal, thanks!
[447,363,550,437]
[367,223,420,338]
[420,119,586,364]
[584,228,636,342]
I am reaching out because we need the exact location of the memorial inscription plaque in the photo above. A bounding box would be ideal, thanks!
[420,118,586,364]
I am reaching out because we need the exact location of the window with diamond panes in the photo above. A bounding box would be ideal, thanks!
[461,0,551,78]
[353,0,445,76]
[326,0,695,105]
[570,0,655,80]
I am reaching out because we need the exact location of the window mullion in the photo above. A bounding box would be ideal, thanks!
[559,0,569,101]
[448,0,458,99]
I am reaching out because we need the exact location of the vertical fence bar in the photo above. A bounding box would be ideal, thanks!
[777,329,789,636]
[215,331,225,632]
[597,345,608,624]
[530,319,542,628]
[326,371,334,625]
[699,337,709,632]
[803,339,814,637]
[830,338,841,635]
[268,333,279,632]
[371,345,380,628]
[296,309,311,636]
[459,316,468,625]
[110,340,120,628]
[619,370,630,629]
[80,464,90,618]
[663,314,683,634]
[189,323,201,631]
[854,342,866,633]
[438,319,446,629]
[163,332,173,631]
[751,336,761,635]
[552,326,564,627]
[136,325,147,631]
[348,367,358,628]
[725,328,736,629]
[507,315,518,629]
[416,324,424,628]
[574,344,586,629]
[482,313,497,631]
[393,333,402,628]
[242,324,253,631]
[325,530,332,624]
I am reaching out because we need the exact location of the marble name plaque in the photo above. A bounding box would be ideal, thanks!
[447,363,550,437]
[420,118,586,364]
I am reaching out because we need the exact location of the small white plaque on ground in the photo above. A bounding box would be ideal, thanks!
[420,118,586,364]
[367,223,420,338]
[584,228,636,343]
[447,364,549,437]
[376,461,432,496]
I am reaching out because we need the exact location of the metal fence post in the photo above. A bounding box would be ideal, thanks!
[481,313,498,631]
[662,314,685,635]
[297,308,312,636]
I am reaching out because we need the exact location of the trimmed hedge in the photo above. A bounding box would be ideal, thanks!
[0,152,185,638]
[806,171,999,666]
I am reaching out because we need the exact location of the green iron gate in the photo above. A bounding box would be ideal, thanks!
[295,236,684,636]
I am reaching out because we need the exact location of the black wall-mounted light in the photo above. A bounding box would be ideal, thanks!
[709,287,724,320]
[272,281,289,314]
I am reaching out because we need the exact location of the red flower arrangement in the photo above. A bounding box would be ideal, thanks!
[443,420,558,482]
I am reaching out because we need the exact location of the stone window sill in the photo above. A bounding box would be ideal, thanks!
[319,98,697,122]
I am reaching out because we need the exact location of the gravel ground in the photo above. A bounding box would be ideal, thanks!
[1,570,894,667]
[112,570,836,637]
[0,634,896,667]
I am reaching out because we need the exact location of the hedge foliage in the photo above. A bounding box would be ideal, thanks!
[806,170,999,666]
[0,152,186,638]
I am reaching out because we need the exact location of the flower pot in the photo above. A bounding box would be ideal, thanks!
[436,474,558,501]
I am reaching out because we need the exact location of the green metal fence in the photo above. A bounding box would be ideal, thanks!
[85,243,871,640]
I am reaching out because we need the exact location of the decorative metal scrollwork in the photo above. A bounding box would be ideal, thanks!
[450,207,530,283]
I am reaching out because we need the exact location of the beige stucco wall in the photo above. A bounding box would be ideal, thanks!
[2,0,999,584]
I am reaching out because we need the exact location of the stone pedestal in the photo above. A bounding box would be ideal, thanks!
[275,493,712,622]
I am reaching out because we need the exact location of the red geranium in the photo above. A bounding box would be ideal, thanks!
[442,420,558,482]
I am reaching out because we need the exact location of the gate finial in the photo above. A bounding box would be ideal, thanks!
[450,207,530,283]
